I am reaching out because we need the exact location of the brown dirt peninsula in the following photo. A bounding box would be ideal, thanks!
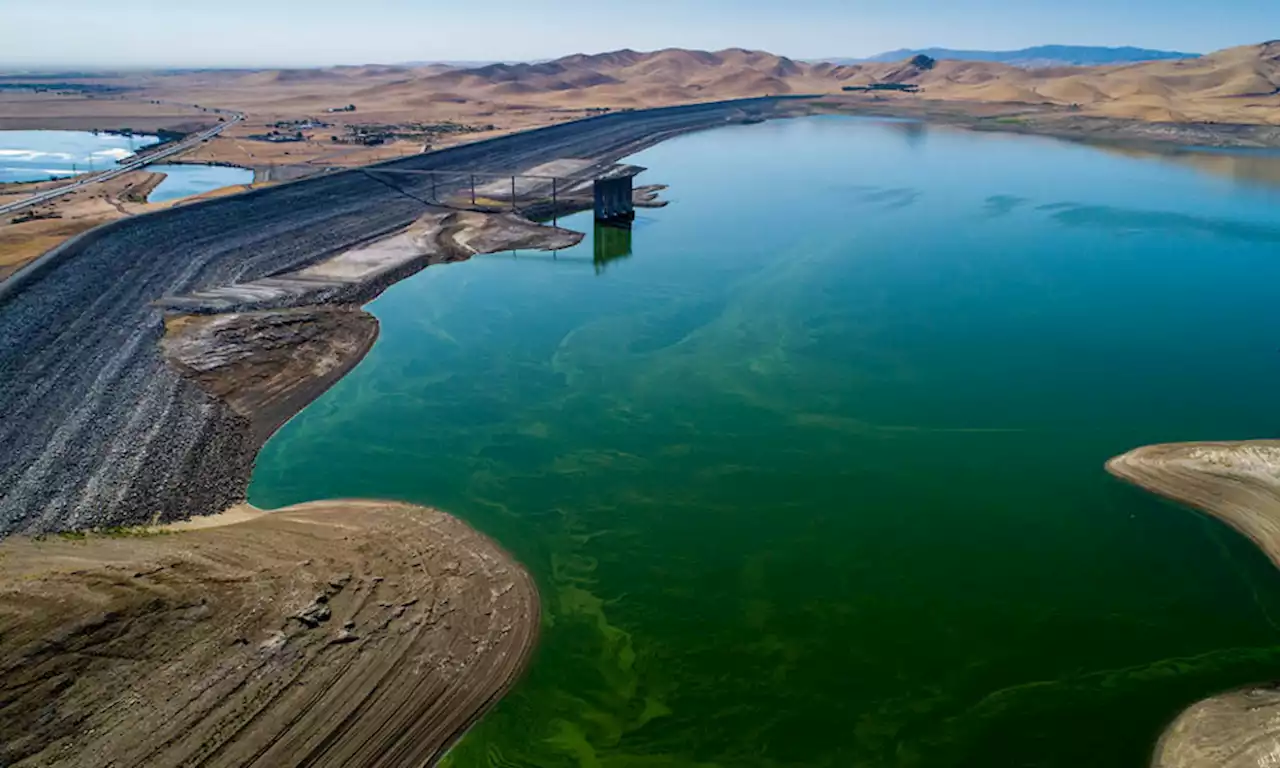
[0,206,589,767]
[1107,441,1280,767]
[1107,442,1280,571]
[0,499,539,768]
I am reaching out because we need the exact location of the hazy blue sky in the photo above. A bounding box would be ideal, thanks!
[4,0,1276,68]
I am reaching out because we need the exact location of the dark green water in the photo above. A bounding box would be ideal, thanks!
[249,117,1280,767]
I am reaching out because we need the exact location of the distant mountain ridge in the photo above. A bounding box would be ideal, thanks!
[156,41,1278,130]
[826,45,1201,67]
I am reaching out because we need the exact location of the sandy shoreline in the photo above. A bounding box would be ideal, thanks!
[0,208,583,765]
[0,113,660,761]
[0,499,540,767]
[796,97,1280,150]
[1107,441,1280,766]
[0,101,723,762]
[0,195,596,765]
[1107,442,1280,570]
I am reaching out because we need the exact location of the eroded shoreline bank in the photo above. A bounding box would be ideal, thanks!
[158,207,585,446]
[0,202,579,767]
[1107,442,1280,571]
[1108,441,1280,767]
[794,97,1280,150]
[0,499,540,768]
[0,101,748,764]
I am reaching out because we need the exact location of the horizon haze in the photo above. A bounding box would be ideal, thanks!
[3,0,1276,69]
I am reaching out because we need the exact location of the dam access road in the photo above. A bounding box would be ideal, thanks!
[0,97,787,537]
[0,110,244,218]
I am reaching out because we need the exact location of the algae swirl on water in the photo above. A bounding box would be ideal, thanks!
[250,116,1280,767]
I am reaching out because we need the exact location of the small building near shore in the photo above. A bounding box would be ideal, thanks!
[593,165,644,223]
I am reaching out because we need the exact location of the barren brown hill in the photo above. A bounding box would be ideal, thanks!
[404,47,825,106]
[2,41,1278,229]
[52,41,1274,131]
[7,40,1279,126]
[1013,41,1280,122]
[334,42,1275,122]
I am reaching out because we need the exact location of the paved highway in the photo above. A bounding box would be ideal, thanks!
[0,97,788,536]
[0,111,244,217]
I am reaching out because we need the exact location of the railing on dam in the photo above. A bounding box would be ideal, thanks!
[362,163,643,224]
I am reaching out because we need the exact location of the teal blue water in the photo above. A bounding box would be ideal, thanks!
[0,130,159,182]
[250,116,1280,767]
[146,163,253,202]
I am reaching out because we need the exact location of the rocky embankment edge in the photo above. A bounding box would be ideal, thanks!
[0,187,608,768]
[0,97,775,537]
[1107,440,1280,768]
[0,208,581,766]
[0,99,751,765]
[158,209,584,448]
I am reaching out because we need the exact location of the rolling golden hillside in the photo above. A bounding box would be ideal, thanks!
[113,41,1278,128]
[908,40,1280,122]
[267,41,1277,123]
[5,40,1275,184]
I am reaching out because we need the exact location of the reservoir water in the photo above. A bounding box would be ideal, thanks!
[146,163,254,203]
[0,130,159,182]
[249,116,1280,767]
